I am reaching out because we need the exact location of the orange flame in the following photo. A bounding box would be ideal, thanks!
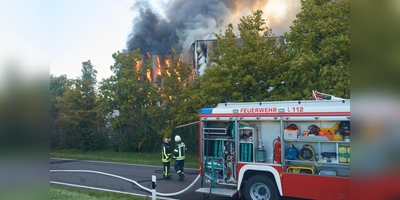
[176,71,181,82]
[146,69,152,82]
[157,56,162,76]
[157,68,162,76]
[165,59,171,76]
[134,59,141,71]
[173,68,181,82]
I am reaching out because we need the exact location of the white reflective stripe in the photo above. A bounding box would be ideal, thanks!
[177,143,185,159]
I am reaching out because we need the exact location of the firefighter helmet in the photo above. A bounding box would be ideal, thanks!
[175,135,181,142]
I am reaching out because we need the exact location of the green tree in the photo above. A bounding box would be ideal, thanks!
[98,50,161,152]
[57,61,103,150]
[50,74,72,147]
[158,48,199,151]
[160,48,193,127]
[174,78,204,125]
[171,77,203,155]
[201,10,287,103]
[283,0,350,99]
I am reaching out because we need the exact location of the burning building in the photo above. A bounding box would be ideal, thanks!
[125,0,299,80]
[131,36,286,88]
[131,51,194,89]
[191,36,285,76]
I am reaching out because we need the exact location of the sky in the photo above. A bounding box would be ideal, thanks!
[0,0,49,87]
[1,0,300,84]
[48,0,137,82]
[0,0,136,83]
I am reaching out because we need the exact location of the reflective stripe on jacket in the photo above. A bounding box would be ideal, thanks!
[161,142,171,162]
[173,142,186,160]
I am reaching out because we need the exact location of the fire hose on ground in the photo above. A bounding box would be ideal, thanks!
[50,169,201,197]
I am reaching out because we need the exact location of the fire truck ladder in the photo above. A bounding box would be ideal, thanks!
[311,90,346,101]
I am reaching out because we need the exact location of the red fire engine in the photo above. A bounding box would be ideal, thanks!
[195,91,350,200]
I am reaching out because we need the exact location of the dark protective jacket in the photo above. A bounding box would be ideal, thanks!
[161,142,171,162]
[173,141,186,160]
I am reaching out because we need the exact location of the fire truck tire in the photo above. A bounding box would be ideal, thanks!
[244,175,279,200]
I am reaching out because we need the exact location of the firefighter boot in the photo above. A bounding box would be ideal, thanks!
[178,173,185,181]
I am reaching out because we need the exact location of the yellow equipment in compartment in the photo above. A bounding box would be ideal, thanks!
[287,165,316,174]
[338,146,350,163]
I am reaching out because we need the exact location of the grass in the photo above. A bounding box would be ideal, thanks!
[0,184,47,200]
[50,184,149,200]
[50,148,200,169]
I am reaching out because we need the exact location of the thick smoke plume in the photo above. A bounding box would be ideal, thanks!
[126,0,300,55]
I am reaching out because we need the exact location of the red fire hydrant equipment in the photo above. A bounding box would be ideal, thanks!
[273,136,281,164]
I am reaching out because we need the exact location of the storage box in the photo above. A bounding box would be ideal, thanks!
[284,130,298,141]
[287,165,316,174]
[338,146,347,154]
[347,147,350,163]
[339,156,348,163]
[338,146,349,163]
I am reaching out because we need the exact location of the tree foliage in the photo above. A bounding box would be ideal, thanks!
[283,0,350,99]
[97,50,153,151]
[50,74,71,147]
[96,48,194,151]
[156,48,193,133]
[200,10,288,103]
[56,61,104,150]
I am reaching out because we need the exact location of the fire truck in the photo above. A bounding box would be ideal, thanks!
[195,91,350,200]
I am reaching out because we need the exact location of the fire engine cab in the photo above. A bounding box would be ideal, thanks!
[195,91,350,200]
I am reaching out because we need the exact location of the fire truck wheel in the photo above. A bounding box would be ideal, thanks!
[244,175,279,200]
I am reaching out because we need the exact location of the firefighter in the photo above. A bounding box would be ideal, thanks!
[161,138,172,180]
[173,135,187,181]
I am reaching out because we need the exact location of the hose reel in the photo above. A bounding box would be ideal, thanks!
[299,144,315,161]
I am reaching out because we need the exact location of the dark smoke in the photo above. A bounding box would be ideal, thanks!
[126,1,177,54]
[126,0,235,54]
[125,0,298,55]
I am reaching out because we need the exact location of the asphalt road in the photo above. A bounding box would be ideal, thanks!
[50,158,304,200]
[50,158,231,200]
